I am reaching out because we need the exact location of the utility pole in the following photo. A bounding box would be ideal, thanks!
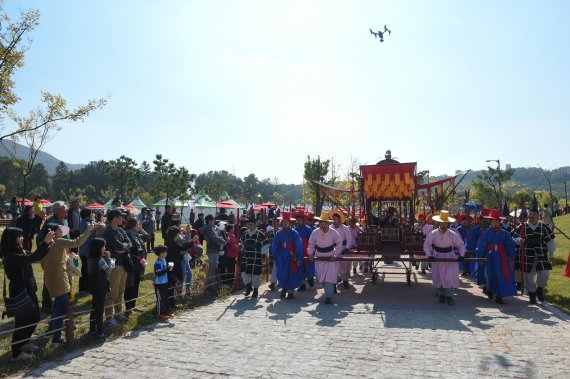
[486,159,501,209]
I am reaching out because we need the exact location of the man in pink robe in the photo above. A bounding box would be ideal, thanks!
[423,210,465,305]
[329,211,354,290]
[308,212,342,304]
[349,218,366,273]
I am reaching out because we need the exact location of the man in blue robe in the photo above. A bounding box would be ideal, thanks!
[467,208,490,283]
[295,212,316,291]
[476,209,517,304]
[272,212,304,300]
[456,214,473,277]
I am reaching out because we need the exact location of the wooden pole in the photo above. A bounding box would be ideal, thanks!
[520,196,526,296]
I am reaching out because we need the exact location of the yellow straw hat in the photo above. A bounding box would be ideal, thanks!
[432,210,455,223]
[313,211,334,223]
[328,209,346,224]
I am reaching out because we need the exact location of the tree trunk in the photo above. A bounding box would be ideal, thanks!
[20,175,28,213]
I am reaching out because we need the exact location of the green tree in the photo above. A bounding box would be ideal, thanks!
[152,154,192,205]
[471,165,515,209]
[271,191,285,206]
[0,3,40,115]
[106,155,140,200]
[72,160,112,200]
[304,155,330,216]
[138,160,153,191]
[50,161,72,200]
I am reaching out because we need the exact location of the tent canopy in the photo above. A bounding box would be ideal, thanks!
[152,198,186,207]
[85,203,107,210]
[195,199,216,209]
[128,197,146,209]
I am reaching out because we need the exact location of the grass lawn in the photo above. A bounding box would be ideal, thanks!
[544,213,570,313]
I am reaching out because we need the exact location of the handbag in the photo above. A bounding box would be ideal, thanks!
[2,269,36,319]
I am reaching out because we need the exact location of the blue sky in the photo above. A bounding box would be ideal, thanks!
[5,1,569,184]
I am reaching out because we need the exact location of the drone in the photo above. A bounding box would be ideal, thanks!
[370,25,391,42]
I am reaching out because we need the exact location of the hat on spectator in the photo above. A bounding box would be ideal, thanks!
[107,209,126,220]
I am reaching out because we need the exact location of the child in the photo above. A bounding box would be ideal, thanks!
[88,237,115,338]
[154,245,174,320]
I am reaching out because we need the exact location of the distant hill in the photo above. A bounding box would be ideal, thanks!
[0,141,85,175]
[434,166,570,197]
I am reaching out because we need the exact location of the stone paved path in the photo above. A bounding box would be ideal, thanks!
[18,264,570,378]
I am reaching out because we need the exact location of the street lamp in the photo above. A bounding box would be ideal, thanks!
[486,159,501,209]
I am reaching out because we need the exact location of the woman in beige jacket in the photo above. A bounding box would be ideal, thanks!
[41,223,94,344]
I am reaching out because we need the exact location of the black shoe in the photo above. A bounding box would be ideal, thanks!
[280,289,286,298]
[342,280,349,289]
[537,287,545,302]
[286,293,294,300]
[333,285,338,294]
[414,265,419,270]
[421,269,426,275]
[324,298,332,304]
[446,297,454,305]
[269,283,276,292]
[495,296,504,305]
[297,283,306,292]
[529,292,537,305]
[308,277,315,287]
[245,284,253,296]
[251,288,258,298]
[516,282,522,292]
[460,272,469,277]
[439,295,446,304]
[353,267,357,275]
[484,288,494,299]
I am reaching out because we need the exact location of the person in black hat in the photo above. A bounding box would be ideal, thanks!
[239,216,269,298]
[512,203,556,304]
[103,208,132,325]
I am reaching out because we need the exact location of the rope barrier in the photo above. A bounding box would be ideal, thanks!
[1,273,224,347]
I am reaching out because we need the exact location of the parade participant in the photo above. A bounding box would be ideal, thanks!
[466,208,490,283]
[413,212,434,274]
[307,212,342,304]
[265,218,281,291]
[239,216,268,298]
[294,211,316,290]
[500,203,512,233]
[272,212,304,299]
[476,208,517,304]
[349,218,364,273]
[513,204,556,304]
[379,206,399,227]
[329,210,353,289]
[423,211,465,305]
[456,214,473,276]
